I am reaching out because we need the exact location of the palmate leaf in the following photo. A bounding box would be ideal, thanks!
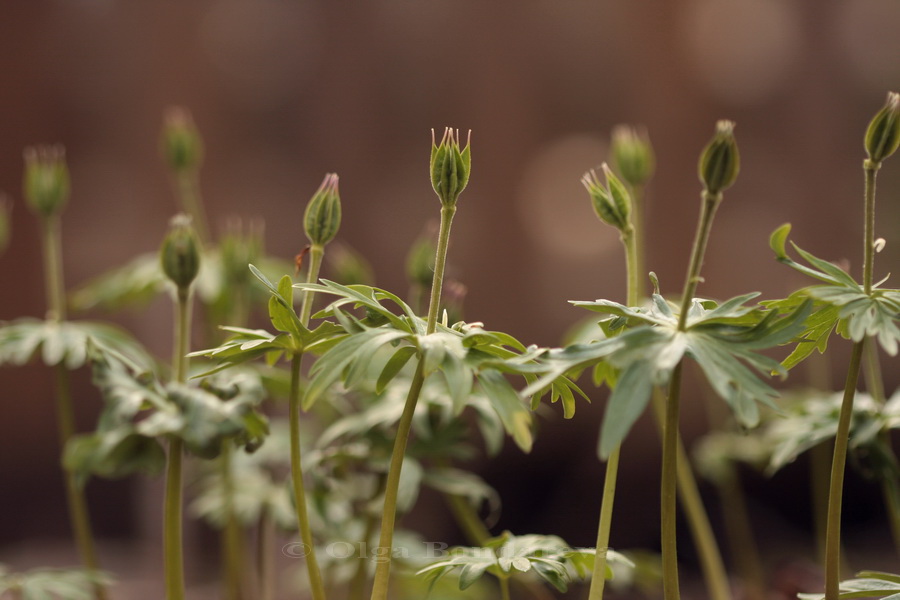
[799,571,900,600]
[66,351,270,485]
[769,223,900,359]
[524,291,810,458]
[416,532,632,594]
[295,281,587,452]
[0,564,113,600]
[763,389,896,474]
[0,318,152,370]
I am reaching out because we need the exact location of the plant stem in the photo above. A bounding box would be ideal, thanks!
[630,183,648,300]
[164,288,191,600]
[824,340,864,600]
[370,204,457,600]
[444,492,492,546]
[257,509,275,600]
[662,191,723,600]
[300,244,325,326]
[176,170,211,245]
[650,390,731,600]
[500,577,512,600]
[221,444,245,600]
[588,227,637,600]
[861,162,878,296]
[288,354,326,600]
[719,472,766,600]
[40,215,107,600]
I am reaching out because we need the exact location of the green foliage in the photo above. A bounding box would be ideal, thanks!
[0,318,151,370]
[768,223,900,366]
[0,564,112,600]
[65,350,269,485]
[417,532,633,594]
[764,388,900,475]
[799,570,900,600]
[525,289,809,457]
[293,279,586,452]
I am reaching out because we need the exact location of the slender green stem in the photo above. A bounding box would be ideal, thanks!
[257,509,275,600]
[862,162,878,295]
[300,244,325,326]
[719,472,765,600]
[164,288,191,600]
[630,184,648,300]
[650,390,731,600]
[588,228,637,600]
[288,354,326,600]
[661,362,684,600]
[444,492,492,546]
[176,170,210,245]
[499,577,511,600]
[425,205,456,334]
[40,215,107,600]
[661,191,723,600]
[824,340,865,600]
[221,444,245,600]
[369,204,457,600]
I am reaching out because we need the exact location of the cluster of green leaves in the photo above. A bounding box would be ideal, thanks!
[523,282,810,457]
[290,278,586,453]
[65,349,269,486]
[417,532,633,594]
[800,571,900,600]
[763,388,900,475]
[0,564,112,600]
[767,223,900,368]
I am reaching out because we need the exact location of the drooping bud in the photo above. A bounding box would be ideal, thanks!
[581,163,632,232]
[304,173,341,247]
[430,128,471,207]
[160,214,201,291]
[160,107,204,174]
[864,92,900,164]
[23,145,70,218]
[698,120,740,195]
[611,125,655,188]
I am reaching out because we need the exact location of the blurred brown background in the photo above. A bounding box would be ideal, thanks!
[1,0,899,592]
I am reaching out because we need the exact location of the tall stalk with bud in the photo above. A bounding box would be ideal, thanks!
[23,146,108,600]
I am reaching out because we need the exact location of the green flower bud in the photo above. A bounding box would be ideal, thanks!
[611,125,655,188]
[698,120,740,195]
[304,173,341,246]
[581,163,632,232]
[865,92,900,164]
[160,214,201,291]
[160,107,204,174]
[0,196,10,256]
[23,145,70,218]
[430,128,471,206]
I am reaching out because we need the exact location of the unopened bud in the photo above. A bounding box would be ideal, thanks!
[160,214,201,290]
[304,173,341,246]
[430,128,471,207]
[161,107,204,173]
[581,163,632,232]
[865,92,900,164]
[611,125,655,187]
[698,120,740,195]
[23,145,70,218]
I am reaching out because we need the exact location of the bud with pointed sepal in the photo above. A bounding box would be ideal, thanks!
[161,107,204,174]
[160,214,201,291]
[304,173,341,247]
[611,125,655,188]
[865,92,900,164]
[582,163,633,232]
[23,145,70,218]
[430,128,471,207]
[698,120,740,195]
